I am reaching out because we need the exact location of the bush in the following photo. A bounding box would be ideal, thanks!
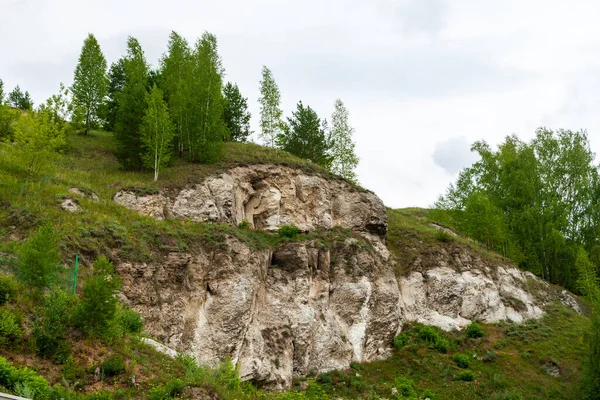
[0,356,51,400]
[147,378,184,400]
[237,219,251,230]
[455,370,475,382]
[433,338,450,353]
[278,224,299,240]
[394,376,417,397]
[419,326,441,343]
[465,322,484,338]
[453,354,471,369]
[101,354,126,378]
[482,350,497,363]
[119,308,143,334]
[393,333,409,349]
[0,274,18,306]
[435,229,454,243]
[422,389,435,399]
[17,224,61,291]
[32,290,72,362]
[0,310,21,346]
[74,256,120,337]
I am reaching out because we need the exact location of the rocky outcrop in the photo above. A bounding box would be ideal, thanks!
[117,237,399,390]
[113,164,581,390]
[113,164,386,235]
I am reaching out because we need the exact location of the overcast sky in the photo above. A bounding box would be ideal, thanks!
[2,0,600,208]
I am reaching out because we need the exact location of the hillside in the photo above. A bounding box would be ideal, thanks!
[0,131,591,400]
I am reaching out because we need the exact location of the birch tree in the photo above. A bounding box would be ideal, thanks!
[140,85,175,181]
[258,66,284,147]
[329,99,359,183]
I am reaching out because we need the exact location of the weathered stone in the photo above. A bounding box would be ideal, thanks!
[69,187,100,201]
[61,198,81,213]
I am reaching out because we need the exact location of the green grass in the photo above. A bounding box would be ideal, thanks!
[304,304,588,399]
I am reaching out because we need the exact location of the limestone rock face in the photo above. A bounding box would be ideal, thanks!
[113,164,582,390]
[113,164,387,236]
[117,237,400,390]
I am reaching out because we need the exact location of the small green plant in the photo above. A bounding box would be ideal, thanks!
[482,350,497,362]
[101,354,126,378]
[453,353,471,369]
[422,388,435,399]
[237,219,251,230]
[393,333,409,349]
[435,229,454,243]
[419,326,441,343]
[119,308,143,334]
[17,223,61,291]
[465,322,484,338]
[394,376,417,397]
[278,224,299,240]
[0,274,18,306]
[32,290,72,362]
[455,370,475,382]
[433,337,450,353]
[0,310,21,347]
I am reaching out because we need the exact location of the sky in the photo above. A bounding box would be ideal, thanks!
[2,0,600,208]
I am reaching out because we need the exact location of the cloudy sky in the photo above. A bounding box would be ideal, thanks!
[2,0,600,208]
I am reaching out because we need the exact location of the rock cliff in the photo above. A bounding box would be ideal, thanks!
[113,164,580,390]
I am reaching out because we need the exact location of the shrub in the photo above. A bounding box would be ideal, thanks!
[433,338,450,353]
[237,219,251,230]
[17,224,61,291]
[101,354,126,378]
[453,354,471,369]
[422,389,435,399]
[74,256,120,337]
[483,350,497,363]
[394,376,417,397]
[278,224,299,240]
[419,326,441,343]
[465,322,484,338]
[393,333,409,349]
[455,370,475,382]
[0,310,21,347]
[119,308,143,334]
[0,274,18,306]
[435,229,454,243]
[32,290,72,362]
[0,356,51,400]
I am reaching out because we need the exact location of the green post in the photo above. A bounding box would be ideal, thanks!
[72,254,79,295]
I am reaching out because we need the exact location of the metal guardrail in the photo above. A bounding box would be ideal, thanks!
[0,392,30,400]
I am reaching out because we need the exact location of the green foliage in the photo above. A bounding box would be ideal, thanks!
[0,356,50,399]
[13,107,66,175]
[74,256,120,337]
[453,354,471,369]
[436,129,600,292]
[278,224,299,240]
[258,65,285,147]
[140,85,175,181]
[419,326,441,343]
[393,333,409,349]
[278,101,331,167]
[115,36,149,170]
[329,99,359,183]
[482,350,497,363]
[455,370,475,382]
[433,337,450,353]
[465,323,484,339]
[0,274,18,305]
[71,33,109,135]
[32,290,72,362]
[237,219,251,230]
[394,376,417,397]
[0,309,21,347]
[118,308,143,334]
[435,229,454,243]
[223,82,251,142]
[17,224,61,290]
[103,59,125,132]
[8,85,33,110]
[0,101,19,140]
[100,354,126,378]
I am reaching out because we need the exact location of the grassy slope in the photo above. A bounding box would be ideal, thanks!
[0,132,590,400]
